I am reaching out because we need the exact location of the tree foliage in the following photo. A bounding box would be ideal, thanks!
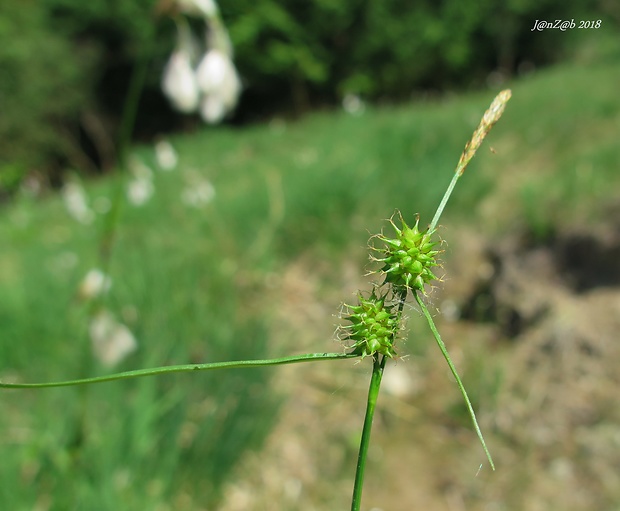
[0,0,610,193]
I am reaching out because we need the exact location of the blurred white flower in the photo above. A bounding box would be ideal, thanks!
[162,49,200,113]
[342,94,366,116]
[62,181,94,225]
[129,155,154,179]
[181,174,215,208]
[196,49,241,124]
[200,95,227,124]
[79,268,112,300]
[89,310,138,367]
[127,155,155,206]
[177,0,218,18]
[161,1,241,124]
[381,362,417,398]
[154,139,178,171]
[196,49,228,93]
[126,178,154,207]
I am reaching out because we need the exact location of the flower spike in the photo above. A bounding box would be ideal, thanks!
[341,288,400,359]
[373,212,441,294]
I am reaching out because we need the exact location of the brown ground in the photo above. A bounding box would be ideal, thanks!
[219,217,620,511]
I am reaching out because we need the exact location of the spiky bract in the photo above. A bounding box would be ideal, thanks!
[374,213,441,293]
[342,289,399,359]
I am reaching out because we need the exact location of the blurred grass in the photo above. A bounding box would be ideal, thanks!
[1,59,619,509]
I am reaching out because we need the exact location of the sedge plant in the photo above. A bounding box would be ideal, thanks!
[0,89,511,510]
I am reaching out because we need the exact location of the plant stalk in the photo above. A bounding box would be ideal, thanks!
[98,54,150,273]
[351,353,386,511]
[0,352,358,389]
[429,89,511,231]
[414,292,495,470]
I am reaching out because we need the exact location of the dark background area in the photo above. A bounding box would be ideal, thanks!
[0,0,617,196]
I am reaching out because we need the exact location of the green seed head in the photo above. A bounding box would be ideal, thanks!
[374,212,441,293]
[341,289,399,359]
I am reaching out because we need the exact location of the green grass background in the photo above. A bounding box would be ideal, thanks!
[1,58,619,509]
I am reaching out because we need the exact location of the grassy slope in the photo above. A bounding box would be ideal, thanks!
[0,60,619,509]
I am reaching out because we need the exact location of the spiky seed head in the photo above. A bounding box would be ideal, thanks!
[374,212,441,293]
[341,289,399,359]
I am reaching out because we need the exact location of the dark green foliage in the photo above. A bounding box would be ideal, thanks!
[0,0,613,189]
[0,1,88,193]
[0,0,174,195]
[226,0,605,111]
[42,0,170,107]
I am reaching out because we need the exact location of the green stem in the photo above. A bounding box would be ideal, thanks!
[117,55,149,170]
[429,171,461,232]
[0,352,357,390]
[350,287,407,510]
[351,354,386,511]
[98,54,150,273]
[429,90,511,232]
[414,292,495,470]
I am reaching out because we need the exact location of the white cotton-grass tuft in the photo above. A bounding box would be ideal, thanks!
[126,155,155,206]
[181,174,215,208]
[200,95,227,124]
[129,155,154,179]
[154,139,178,171]
[342,94,366,116]
[126,178,154,207]
[196,50,229,93]
[161,1,240,123]
[89,311,138,367]
[196,50,241,123]
[62,181,95,225]
[162,49,201,113]
[78,268,112,300]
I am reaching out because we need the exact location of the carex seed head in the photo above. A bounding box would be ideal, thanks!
[341,288,399,359]
[374,211,441,293]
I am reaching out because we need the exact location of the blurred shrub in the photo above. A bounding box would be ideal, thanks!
[225,0,604,113]
[0,0,612,191]
[0,0,172,196]
[42,0,168,117]
[0,1,88,195]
